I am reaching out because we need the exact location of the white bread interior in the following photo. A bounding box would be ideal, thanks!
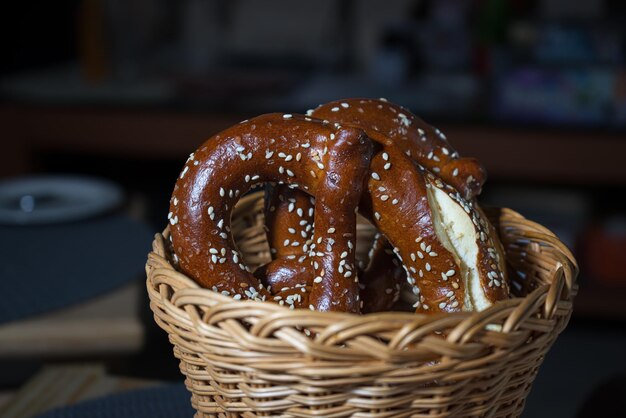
[427,184,492,312]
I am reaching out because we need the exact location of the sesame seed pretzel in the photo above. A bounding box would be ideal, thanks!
[170,101,510,314]
[259,99,508,313]
[310,99,508,312]
[169,113,372,312]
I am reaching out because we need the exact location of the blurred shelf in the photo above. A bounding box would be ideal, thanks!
[0,281,144,358]
[1,105,626,185]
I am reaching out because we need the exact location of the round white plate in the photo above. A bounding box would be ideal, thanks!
[0,175,124,225]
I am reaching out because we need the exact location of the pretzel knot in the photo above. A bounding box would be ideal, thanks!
[169,99,510,314]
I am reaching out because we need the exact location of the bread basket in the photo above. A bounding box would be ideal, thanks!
[146,191,577,417]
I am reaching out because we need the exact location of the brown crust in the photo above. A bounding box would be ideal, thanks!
[258,185,314,303]
[310,98,486,200]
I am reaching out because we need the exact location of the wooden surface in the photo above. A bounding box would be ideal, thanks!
[1,105,626,184]
[0,281,144,358]
[0,364,157,418]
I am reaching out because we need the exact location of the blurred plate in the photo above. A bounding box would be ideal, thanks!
[0,175,123,225]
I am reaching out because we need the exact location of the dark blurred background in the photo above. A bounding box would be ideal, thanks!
[0,1,625,417]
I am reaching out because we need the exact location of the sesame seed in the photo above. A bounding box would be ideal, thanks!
[446,270,455,276]
[380,195,389,201]
[331,107,339,112]
[384,162,391,170]
[301,142,310,148]
[425,263,431,271]
[392,198,398,205]
[265,150,274,159]
[283,114,292,119]
[327,227,335,233]
[219,187,225,197]
[313,276,322,283]
[382,152,389,161]
[330,133,335,140]
[374,212,381,220]
[286,169,295,177]
[341,102,349,108]
[371,172,381,181]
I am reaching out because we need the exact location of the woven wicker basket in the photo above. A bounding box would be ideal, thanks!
[146,192,578,418]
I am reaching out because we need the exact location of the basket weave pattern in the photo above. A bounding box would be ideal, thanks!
[146,193,577,418]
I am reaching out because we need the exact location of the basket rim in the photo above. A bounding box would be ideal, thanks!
[146,193,578,337]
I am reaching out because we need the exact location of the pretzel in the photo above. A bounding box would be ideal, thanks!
[169,101,509,314]
[263,99,508,312]
[169,113,372,312]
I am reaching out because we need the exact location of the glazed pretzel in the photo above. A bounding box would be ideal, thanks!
[315,99,508,312]
[261,99,508,313]
[170,101,509,314]
[169,113,372,312]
